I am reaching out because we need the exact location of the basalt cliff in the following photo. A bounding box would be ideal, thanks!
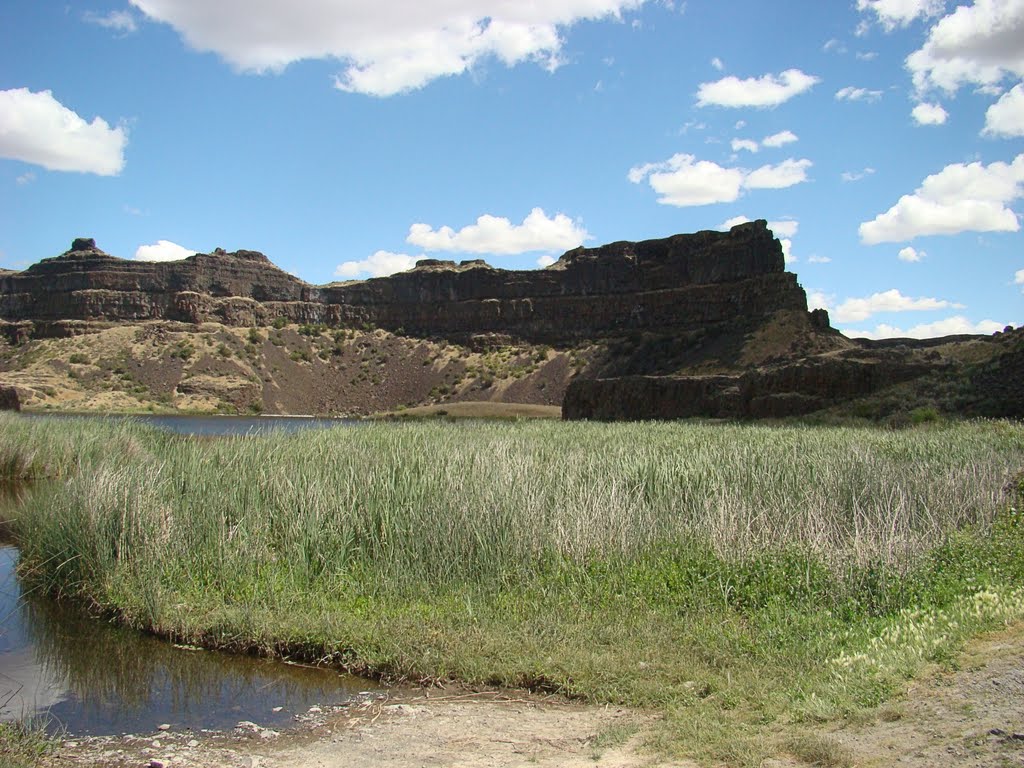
[0,225,1019,419]
[1,224,807,343]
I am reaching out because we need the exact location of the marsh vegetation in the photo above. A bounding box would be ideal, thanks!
[2,412,1023,764]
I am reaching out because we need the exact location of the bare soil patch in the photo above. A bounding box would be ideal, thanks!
[47,624,1024,768]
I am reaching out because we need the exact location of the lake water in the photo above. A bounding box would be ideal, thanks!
[25,412,357,437]
[0,420,377,735]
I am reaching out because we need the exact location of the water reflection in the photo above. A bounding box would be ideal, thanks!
[0,486,373,735]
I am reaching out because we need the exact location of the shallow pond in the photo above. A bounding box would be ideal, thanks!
[25,412,357,437]
[0,417,377,736]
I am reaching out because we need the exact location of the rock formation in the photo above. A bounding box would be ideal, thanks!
[0,385,19,412]
[5,224,1014,420]
[0,221,809,345]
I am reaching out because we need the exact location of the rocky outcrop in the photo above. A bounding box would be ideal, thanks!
[0,385,20,412]
[0,221,813,345]
[563,354,947,420]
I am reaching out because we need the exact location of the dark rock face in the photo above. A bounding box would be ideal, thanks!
[0,385,20,412]
[0,222,812,345]
[70,238,98,252]
[562,355,944,421]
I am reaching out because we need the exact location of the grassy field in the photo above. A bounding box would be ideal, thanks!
[3,412,1024,765]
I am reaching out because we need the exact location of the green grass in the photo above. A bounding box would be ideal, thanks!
[0,721,55,768]
[3,413,1024,765]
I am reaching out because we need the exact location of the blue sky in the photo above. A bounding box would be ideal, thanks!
[1,0,1021,339]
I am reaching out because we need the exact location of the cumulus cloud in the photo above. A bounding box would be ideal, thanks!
[731,138,759,153]
[906,0,1024,94]
[832,289,964,323]
[537,254,558,267]
[128,0,645,96]
[807,254,832,263]
[835,86,884,101]
[731,130,799,153]
[842,167,876,182]
[335,250,419,279]
[711,57,724,71]
[0,88,127,175]
[696,69,820,108]
[1015,267,1024,289]
[843,316,1009,339]
[807,291,833,313]
[856,0,946,30]
[762,130,798,147]
[135,240,197,261]
[779,239,796,264]
[630,155,811,206]
[859,153,1024,243]
[984,82,1024,136]
[898,246,925,261]
[911,102,948,124]
[744,158,813,189]
[83,10,139,33]
[407,208,589,254]
[631,155,744,206]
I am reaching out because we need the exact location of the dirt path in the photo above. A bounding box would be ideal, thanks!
[830,624,1024,768]
[48,625,1024,768]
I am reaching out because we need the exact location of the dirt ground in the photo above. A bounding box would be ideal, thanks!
[47,624,1024,768]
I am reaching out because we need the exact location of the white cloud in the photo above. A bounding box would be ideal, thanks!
[807,290,833,313]
[631,155,811,206]
[898,246,925,261]
[843,316,1009,339]
[842,167,876,182]
[724,131,794,154]
[129,0,645,96]
[1014,267,1024,290]
[83,10,138,33]
[335,250,419,279]
[762,129,798,147]
[835,86,884,101]
[911,102,948,124]
[15,171,35,185]
[407,207,589,254]
[744,158,812,189]
[711,56,724,71]
[833,288,964,323]
[537,254,557,267]
[808,254,832,263]
[696,68,820,108]
[856,0,946,31]
[731,138,759,153]
[0,88,127,175]
[780,238,796,264]
[135,240,197,261]
[631,155,745,206]
[769,220,799,238]
[984,82,1024,136]
[859,153,1024,243]
[823,38,846,53]
[856,50,879,60]
[719,215,750,229]
[907,0,1024,94]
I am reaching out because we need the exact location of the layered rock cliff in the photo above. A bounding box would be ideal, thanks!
[0,223,809,345]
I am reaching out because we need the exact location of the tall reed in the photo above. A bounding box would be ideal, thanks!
[10,417,1023,602]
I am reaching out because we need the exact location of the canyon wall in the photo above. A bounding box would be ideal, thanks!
[0,223,811,345]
